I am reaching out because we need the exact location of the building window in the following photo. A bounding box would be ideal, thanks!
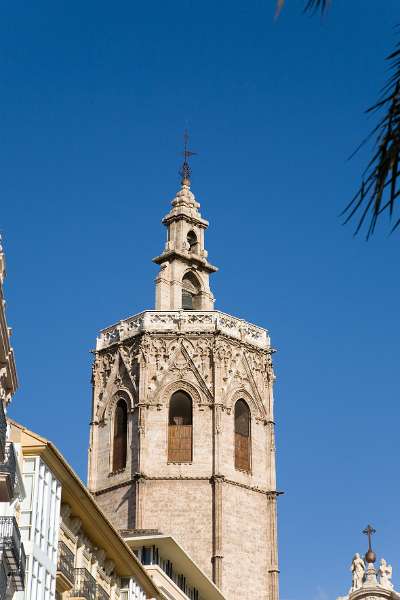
[181,272,201,310]
[112,399,128,472]
[234,399,251,472]
[168,391,193,463]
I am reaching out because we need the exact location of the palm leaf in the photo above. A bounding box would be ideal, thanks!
[303,0,330,14]
[275,0,330,16]
[342,48,400,238]
[275,1,400,237]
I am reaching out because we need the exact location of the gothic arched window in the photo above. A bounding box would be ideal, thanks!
[182,272,201,310]
[112,399,128,472]
[187,230,198,253]
[168,391,193,463]
[234,399,251,472]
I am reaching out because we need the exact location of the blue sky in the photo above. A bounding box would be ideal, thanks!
[1,1,399,599]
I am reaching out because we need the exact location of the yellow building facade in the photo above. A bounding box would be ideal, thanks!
[10,421,161,600]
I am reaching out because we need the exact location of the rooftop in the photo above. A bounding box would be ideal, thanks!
[124,533,226,600]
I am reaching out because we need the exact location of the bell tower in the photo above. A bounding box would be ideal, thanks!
[88,145,280,600]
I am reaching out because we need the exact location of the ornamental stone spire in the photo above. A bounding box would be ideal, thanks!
[153,145,218,311]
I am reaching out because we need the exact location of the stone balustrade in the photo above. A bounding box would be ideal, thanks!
[96,310,270,352]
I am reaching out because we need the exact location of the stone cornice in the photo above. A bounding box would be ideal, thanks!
[349,586,396,600]
[152,248,218,273]
[92,473,283,499]
[162,212,209,228]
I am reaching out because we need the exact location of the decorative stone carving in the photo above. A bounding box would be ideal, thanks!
[228,388,263,420]
[364,563,378,587]
[96,351,118,387]
[60,503,72,520]
[94,322,271,423]
[351,554,366,591]
[104,559,115,576]
[95,347,139,420]
[106,389,134,418]
[96,310,270,352]
[378,559,393,590]
[69,517,82,536]
[157,379,204,410]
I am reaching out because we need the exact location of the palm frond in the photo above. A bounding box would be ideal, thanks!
[275,0,330,17]
[342,44,400,238]
[303,0,330,14]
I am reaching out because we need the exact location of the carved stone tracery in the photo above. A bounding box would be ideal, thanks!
[93,328,272,422]
[106,389,134,419]
[156,379,204,409]
[95,345,140,420]
[227,388,262,420]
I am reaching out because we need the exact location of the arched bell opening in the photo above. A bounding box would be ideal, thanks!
[112,398,128,472]
[181,271,202,310]
[168,390,193,463]
[187,230,199,254]
[234,399,251,473]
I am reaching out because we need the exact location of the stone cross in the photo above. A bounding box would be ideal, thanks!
[363,525,376,552]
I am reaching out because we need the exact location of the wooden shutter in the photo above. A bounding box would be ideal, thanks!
[235,432,250,472]
[168,425,193,463]
[234,399,251,472]
[113,400,127,471]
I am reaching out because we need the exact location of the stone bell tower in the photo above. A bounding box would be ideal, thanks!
[88,148,280,600]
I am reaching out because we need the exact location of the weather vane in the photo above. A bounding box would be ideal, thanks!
[180,130,197,185]
[363,524,377,564]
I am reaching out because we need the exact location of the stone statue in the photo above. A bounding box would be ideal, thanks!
[378,558,393,590]
[351,553,366,591]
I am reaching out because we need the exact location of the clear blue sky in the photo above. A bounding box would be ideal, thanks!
[1,1,399,599]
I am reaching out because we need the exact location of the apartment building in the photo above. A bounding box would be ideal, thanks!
[0,241,26,599]
[10,421,161,600]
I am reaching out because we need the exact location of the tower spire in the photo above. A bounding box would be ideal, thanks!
[153,135,218,311]
[180,129,196,186]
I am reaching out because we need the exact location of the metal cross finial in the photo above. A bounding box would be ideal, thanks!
[180,130,197,185]
[363,525,376,551]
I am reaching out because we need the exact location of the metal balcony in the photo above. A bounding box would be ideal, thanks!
[0,559,7,600]
[0,402,7,463]
[10,542,26,591]
[0,517,21,572]
[96,584,110,600]
[57,541,75,592]
[71,568,96,600]
[0,443,16,502]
